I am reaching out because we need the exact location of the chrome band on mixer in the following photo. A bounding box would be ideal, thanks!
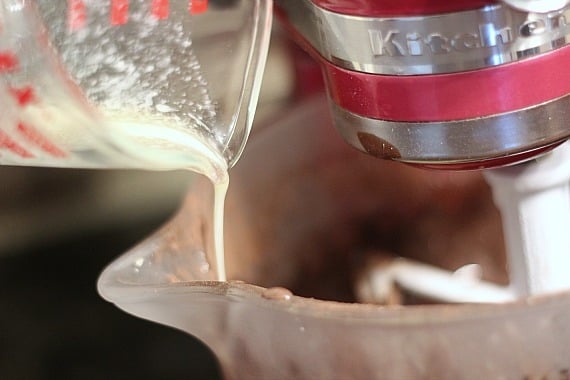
[277,0,570,75]
[332,94,570,164]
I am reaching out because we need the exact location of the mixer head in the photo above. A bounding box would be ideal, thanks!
[276,0,570,169]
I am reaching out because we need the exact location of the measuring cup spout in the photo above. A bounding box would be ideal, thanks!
[97,177,228,348]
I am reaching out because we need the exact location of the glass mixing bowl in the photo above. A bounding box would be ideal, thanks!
[99,95,570,380]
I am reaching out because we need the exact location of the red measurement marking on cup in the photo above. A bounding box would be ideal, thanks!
[0,52,18,72]
[111,0,129,25]
[17,123,66,158]
[66,0,207,28]
[0,130,33,158]
[9,86,36,107]
[152,0,169,19]
[68,0,87,31]
[190,0,208,15]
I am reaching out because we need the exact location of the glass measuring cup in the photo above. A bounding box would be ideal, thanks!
[0,0,272,170]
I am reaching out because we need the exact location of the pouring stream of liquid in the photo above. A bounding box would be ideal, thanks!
[213,178,229,281]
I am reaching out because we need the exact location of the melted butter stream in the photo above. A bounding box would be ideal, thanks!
[212,177,229,281]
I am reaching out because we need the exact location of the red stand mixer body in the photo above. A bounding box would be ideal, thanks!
[276,0,570,169]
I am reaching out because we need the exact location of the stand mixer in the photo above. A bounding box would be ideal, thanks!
[274,0,570,300]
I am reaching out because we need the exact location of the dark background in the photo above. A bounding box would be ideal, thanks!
[0,167,222,380]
